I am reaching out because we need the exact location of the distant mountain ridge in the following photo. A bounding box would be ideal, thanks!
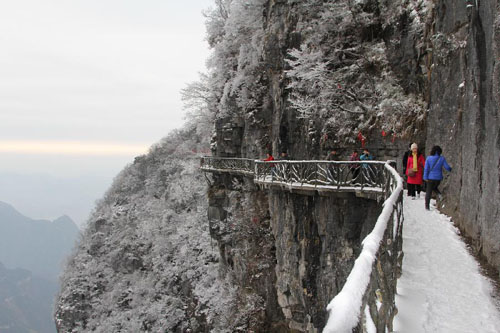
[0,171,113,227]
[0,261,58,333]
[0,201,80,281]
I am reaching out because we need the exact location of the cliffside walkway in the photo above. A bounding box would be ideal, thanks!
[200,156,397,197]
[202,156,500,331]
[201,156,404,332]
[394,195,500,332]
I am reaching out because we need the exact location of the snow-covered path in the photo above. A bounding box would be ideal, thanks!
[393,195,500,332]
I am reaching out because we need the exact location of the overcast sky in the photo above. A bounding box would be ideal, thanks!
[0,0,213,225]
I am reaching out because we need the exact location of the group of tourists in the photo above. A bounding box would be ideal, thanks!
[263,148,376,183]
[326,149,374,163]
[403,143,452,210]
[262,143,452,211]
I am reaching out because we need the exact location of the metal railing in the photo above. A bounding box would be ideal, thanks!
[200,157,396,194]
[200,156,255,176]
[254,160,392,193]
[324,162,403,332]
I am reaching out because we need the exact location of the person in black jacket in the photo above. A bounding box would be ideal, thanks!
[402,143,412,193]
[402,143,412,175]
[278,151,289,160]
[326,150,340,161]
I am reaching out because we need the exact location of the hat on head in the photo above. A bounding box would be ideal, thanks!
[411,143,418,150]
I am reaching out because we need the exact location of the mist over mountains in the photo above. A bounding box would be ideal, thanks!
[0,201,80,281]
[0,172,114,228]
[0,263,58,333]
[0,201,80,332]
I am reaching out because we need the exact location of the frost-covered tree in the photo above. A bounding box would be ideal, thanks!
[55,116,246,331]
[181,72,217,144]
[204,0,267,117]
[285,0,428,143]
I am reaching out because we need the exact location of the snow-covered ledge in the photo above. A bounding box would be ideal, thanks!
[324,163,404,333]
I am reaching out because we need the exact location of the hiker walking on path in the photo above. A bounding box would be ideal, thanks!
[263,152,274,162]
[277,151,289,160]
[360,148,375,164]
[263,152,276,179]
[423,145,452,210]
[326,150,340,161]
[406,143,425,200]
[402,143,412,190]
[402,143,411,176]
[349,150,361,181]
[360,148,376,180]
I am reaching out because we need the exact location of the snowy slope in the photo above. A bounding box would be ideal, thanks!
[55,126,244,332]
[394,195,500,332]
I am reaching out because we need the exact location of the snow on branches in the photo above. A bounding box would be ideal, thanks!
[204,0,267,118]
[285,0,427,142]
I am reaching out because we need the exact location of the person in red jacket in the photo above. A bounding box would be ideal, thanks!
[262,152,276,179]
[406,143,425,199]
[263,152,274,163]
[349,150,361,181]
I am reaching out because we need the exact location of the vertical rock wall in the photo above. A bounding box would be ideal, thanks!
[207,170,395,331]
[208,173,288,331]
[269,191,383,331]
[426,0,500,269]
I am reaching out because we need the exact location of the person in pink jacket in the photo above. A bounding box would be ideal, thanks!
[406,143,425,199]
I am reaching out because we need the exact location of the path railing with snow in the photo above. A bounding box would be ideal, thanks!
[324,162,404,332]
[201,157,395,195]
[200,156,255,176]
[200,157,404,332]
[254,160,392,195]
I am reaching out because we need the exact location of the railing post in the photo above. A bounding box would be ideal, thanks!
[315,163,318,188]
[267,162,274,183]
[386,167,391,198]
[359,163,366,191]
[336,163,341,189]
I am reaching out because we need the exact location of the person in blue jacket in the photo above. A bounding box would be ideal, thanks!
[360,148,376,180]
[360,148,375,165]
[423,145,452,210]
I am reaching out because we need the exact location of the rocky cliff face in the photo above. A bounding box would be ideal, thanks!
[269,192,385,330]
[425,0,500,271]
[207,169,398,331]
[55,125,250,332]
